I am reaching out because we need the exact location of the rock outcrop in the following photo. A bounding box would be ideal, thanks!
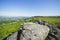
[47,25,60,40]
[35,20,60,40]
[3,22,49,40]
[6,32,17,40]
[20,22,49,40]
[35,20,48,25]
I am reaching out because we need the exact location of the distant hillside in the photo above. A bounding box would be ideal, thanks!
[26,16,60,27]
[0,16,28,24]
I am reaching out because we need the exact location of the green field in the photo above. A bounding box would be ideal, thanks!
[0,16,60,39]
[28,16,60,27]
[0,19,25,39]
[39,17,60,26]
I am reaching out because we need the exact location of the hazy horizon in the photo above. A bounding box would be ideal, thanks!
[0,0,60,17]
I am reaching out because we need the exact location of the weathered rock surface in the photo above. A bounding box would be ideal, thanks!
[20,22,49,40]
[2,32,18,40]
[35,20,60,40]
[47,25,60,40]
[35,20,48,25]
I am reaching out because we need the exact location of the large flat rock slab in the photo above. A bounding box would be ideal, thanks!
[20,22,49,40]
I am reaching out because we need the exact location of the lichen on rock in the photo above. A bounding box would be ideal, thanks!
[20,22,49,40]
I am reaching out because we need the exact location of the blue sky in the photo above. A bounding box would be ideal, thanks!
[0,0,60,16]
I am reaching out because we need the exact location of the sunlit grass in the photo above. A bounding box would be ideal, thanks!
[0,20,25,39]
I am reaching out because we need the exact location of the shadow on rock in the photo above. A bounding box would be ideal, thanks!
[17,30,23,40]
